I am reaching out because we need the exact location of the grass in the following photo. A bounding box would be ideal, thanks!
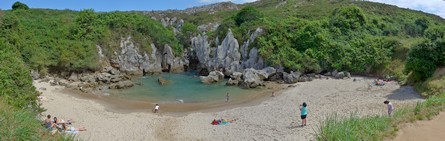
[316,93,445,141]
[0,100,72,141]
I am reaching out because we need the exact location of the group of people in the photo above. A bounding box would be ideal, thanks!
[211,119,237,125]
[43,114,86,135]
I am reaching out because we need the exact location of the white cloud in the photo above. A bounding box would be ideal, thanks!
[198,0,258,4]
[366,0,445,18]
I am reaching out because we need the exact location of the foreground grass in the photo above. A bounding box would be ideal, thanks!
[317,93,445,141]
[0,101,72,141]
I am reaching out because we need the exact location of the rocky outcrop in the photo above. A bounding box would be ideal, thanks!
[211,29,242,76]
[197,22,220,33]
[191,28,267,78]
[110,80,134,89]
[158,76,169,85]
[241,28,265,70]
[160,17,184,34]
[283,71,302,84]
[108,36,188,74]
[241,68,263,88]
[200,71,224,84]
[162,44,188,72]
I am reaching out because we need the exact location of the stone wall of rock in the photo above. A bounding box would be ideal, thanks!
[191,28,267,77]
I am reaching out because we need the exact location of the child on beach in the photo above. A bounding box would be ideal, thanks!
[299,102,308,126]
[384,100,394,116]
[153,104,160,113]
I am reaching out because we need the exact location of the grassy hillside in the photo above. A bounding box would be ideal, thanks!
[0,0,444,139]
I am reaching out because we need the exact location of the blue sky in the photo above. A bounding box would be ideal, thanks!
[0,0,255,11]
[0,0,444,18]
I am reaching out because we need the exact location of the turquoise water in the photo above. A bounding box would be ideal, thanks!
[107,72,258,103]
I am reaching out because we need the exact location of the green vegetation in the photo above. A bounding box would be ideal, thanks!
[11,1,29,10]
[0,0,444,139]
[0,100,71,140]
[0,8,180,74]
[317,93,445,141]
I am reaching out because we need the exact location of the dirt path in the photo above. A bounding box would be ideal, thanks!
[393,112,445,141]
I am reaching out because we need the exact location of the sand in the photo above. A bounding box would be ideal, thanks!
[36,77,423,141]
[393,112,445,141]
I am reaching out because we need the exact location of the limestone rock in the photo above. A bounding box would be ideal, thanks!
[110,80,134,89]
[241,68,262,88]
[30,70,40,80]
[230,72,243,81]
[226,78,239,86]
[68,73,79,82]
[158,77,169,85]
[283,71,301,84]
[200,71,224,84]
[335,72,345,79]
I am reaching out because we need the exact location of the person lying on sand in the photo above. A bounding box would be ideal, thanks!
[62,123,86,134]
[211,119,237,125]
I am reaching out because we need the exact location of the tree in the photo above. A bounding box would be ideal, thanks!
[234,6,263,26]
[11,1,29,10]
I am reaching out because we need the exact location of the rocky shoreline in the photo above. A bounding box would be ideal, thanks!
[30,25,354,94]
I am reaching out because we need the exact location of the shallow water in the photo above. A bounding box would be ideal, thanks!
[106,72,260,104]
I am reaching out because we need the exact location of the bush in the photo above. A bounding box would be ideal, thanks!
[234,6,263,26]
[11,2,29,10]
[405,39,445,82]
[0,41,40,111]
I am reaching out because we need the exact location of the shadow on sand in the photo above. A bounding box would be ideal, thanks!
[385,86,423,100]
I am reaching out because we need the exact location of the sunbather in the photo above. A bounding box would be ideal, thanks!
[62,123,86,134]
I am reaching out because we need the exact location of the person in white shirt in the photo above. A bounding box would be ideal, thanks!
[153,104,160,113]
[384,100,394,116]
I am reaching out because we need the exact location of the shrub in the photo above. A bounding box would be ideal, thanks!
[11,1,29,10]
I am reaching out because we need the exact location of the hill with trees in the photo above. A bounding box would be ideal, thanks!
[0,0,444,139]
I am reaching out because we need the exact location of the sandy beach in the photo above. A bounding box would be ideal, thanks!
[393,112,445,141]
[36,77,423,141]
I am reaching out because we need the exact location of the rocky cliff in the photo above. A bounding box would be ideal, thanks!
[191,28,266,76]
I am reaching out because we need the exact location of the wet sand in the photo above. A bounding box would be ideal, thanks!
[36,77,423,141]
[393,112,445,141]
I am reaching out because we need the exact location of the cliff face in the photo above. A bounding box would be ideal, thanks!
[95,27,266,78]
[191,28,266,76]
[101,36,188,75]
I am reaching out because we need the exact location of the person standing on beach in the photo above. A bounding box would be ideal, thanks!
[384,100,394,116]
[226,93,230,102]
[299,102,308,126]
[153,104,160,113]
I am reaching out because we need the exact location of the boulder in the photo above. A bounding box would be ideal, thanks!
[241,68,262,88]
[30,70,40,80]
[283,71,301,84]
[200,71,224,84]
[332,70,338,77]
[335,72,345,79]
[110,75,122,83]
[230,72,243,81]
[110,80,134,89]
[68,73,79,82]
[226,78,239,86]
[324,72,332,76]
[345,72,351,78]
[267,72,284,81]
[158,77,169,85]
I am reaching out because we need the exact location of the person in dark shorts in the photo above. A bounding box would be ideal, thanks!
[299,102,308,126]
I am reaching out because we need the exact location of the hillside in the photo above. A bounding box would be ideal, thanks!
[1,0,444,140]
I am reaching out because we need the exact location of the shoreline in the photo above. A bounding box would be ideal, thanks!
[36,76,424,140]
[54,81,285,116]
